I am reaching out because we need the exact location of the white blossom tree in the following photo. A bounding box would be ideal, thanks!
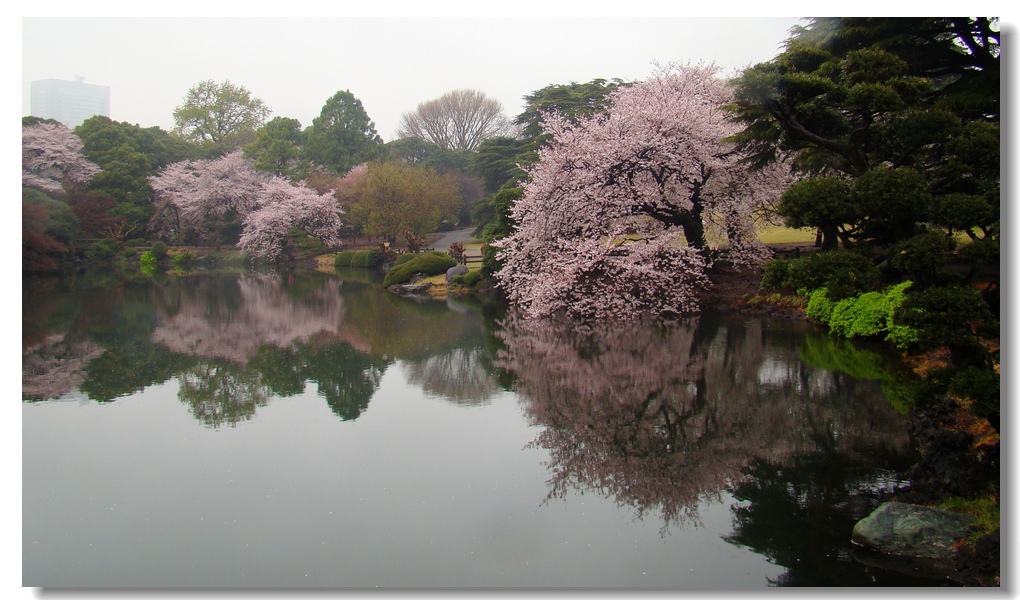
[22,121,101,196]
[149,151,343,259]
[494,64,791,321]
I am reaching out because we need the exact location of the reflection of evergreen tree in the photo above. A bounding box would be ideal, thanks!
[177,361,271,428]
[80,340,194,402]
[725,452,930,587]
[302,342,389,421]
[248,345,305,397]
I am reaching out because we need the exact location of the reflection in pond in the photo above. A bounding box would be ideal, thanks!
[404,348,500,406]
[151,273,346,364]
[495,313,914,531]
[23,270,934,587]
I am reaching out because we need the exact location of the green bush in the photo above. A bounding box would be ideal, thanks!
[775,250,878,299]
[393,253,417,266]
[805,287,835,322]
[760,258,792,292]
[335,250,356,268]
[886,231,956,288]
[139,250,157,273]
[335,249,382,269]
[805,281,917,347]
[151,241,169,260]
[462,270,482,287]
[948,365,1000,427]
[383,251,457,287]
[86,239,122,265]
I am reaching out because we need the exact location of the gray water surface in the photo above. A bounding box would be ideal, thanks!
[22,269,934,588]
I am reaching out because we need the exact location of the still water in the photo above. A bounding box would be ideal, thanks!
[22,269,936,588]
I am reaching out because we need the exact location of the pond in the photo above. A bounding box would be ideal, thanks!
[22,268,942,588]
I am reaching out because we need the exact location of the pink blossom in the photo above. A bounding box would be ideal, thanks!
[495,63,792,321]
[22,122,101,195]
[149,150,344,258]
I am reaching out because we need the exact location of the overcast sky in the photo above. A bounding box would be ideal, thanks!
[22,16,804,141]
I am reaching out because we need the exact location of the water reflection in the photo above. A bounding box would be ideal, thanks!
[21,271,505,425]
[494,313,914,530]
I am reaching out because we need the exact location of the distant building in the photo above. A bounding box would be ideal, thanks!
[30,77,110,130]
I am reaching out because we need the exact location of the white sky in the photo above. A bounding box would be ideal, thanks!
[21,15,804,141]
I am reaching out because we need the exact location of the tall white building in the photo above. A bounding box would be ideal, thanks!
[30,77,110,130]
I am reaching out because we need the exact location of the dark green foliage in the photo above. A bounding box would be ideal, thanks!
[886,230,956,288]
[515,79,626,139]
[777,177,856,249]
[894,286,997,369]
[383,251,456,287]
[850,167,932,245]
[948,366,1000,429]
[86,239,124,266]
[150,242,168,260]
[335,249,382,269]
[305,90,383,174]
[393,253,417,266]
[284,227,328,261]
[243,116,306,178]
[765,250,878,299]
[462,270,482,288]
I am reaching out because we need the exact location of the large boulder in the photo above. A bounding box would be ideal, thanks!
[852,502,976,560]
[446,264,468,283]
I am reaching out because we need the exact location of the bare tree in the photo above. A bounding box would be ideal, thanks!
[397,89,514,150]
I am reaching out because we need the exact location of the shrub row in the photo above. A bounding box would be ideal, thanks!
[383,251,456,287]
[335,249,383,269]
[805,281,918,349]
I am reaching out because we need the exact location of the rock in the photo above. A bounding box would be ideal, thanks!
[446,264,468,283]
[851,502,976,560]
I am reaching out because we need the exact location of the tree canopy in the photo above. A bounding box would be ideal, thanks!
[344,160,461,252]
[172,80,271,152]
[495,64,790,321]
[148,151,343,259]
[397,89,514,151]
[305,90,383,175]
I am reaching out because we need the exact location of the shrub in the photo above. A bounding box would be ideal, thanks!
[139,250,157,273]
[335,249,382,269]
[886,230,956,288]
[383,251,457,287]
[805,287,835,322]
[393,253,417,266]
[151,241,169,260]
[760,258,792,292]
[895,286,997,369]
[782,250,878,298]
[948,366,1000,429]
[462,270,482,287]
[335,250,356,268]
[805,281,917,347]
[351,249,381,268]
[86,239,122,265]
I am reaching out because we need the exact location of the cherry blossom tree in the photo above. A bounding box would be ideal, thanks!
[149,150,344,259]
[22,121,101,196]
[494,63,791,321]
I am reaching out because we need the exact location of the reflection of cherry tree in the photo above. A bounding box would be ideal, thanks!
[495,313,910,528]
[152,273,345,365]
[403,348,500,406]
[22,334,105,401]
